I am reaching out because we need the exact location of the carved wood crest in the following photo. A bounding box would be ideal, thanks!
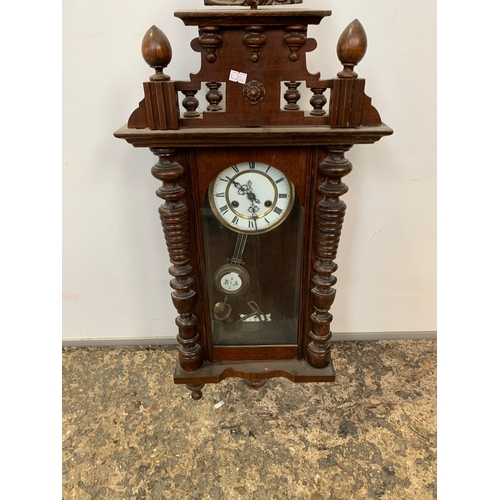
[205,0,302,5]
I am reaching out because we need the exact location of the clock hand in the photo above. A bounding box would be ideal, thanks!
[230,178,248,195]
[246,189,260,220]
[246,180,260,203]
[231,178,261,204]
[233,179,261,218]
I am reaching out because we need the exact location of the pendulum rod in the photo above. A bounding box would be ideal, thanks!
[228,233,248,265]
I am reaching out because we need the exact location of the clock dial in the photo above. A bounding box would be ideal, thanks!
[209,161,295,234]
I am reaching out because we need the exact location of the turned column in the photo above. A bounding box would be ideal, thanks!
[150,148,203,372]
[307,145,353,368]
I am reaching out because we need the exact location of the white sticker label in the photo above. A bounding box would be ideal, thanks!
[214,401,225,409]
[239,313,272,322]
[229,70,247,84]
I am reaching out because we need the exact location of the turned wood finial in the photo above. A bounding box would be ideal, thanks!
[336,19,367,78]
[141,25,172,81]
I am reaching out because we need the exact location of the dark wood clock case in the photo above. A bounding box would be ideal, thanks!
[114,3,392,400]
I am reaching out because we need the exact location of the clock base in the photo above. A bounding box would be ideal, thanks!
[174,358,335,399]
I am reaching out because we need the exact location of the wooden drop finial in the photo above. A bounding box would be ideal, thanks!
[141,25,172,81]
[336,19,367,78]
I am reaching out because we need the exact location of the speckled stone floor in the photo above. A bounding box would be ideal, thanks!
[62,340,436,500]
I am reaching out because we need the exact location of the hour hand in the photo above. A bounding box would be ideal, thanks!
[246,181,260,204]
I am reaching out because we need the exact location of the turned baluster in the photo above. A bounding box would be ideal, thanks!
[310,88,327,116]
[205,82,223,111]
[307,146,353,369]
[181,90,201,118]
[284,81,301,110]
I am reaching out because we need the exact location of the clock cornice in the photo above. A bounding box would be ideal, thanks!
[174,9,331,27]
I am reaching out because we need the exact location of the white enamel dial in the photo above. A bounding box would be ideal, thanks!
[209,161,295,234]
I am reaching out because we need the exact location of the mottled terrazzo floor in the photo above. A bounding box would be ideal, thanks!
[62,340,436,500]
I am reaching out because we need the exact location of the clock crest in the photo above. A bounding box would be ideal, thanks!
[204,1,303,6]
[115,0,392,399]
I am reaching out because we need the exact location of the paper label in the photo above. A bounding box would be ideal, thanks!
[229,70,247,84]
[214,401,225,409]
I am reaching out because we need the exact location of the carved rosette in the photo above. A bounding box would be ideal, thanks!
[150,148,203,372]
[199,26,222,63]
[307,146,353,369]
[243,80,266,105]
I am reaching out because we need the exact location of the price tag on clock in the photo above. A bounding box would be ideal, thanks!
[229,70,247,84]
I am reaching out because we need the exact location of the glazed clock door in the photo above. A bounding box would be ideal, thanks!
[195,147,314,361]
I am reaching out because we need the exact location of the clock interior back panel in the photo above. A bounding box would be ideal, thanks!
[201,195,303,345]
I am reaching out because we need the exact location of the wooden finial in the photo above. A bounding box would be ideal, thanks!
[336,19,367,78]
[141,25,172,81]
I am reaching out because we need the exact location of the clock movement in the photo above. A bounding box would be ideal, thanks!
[114,0,392,399]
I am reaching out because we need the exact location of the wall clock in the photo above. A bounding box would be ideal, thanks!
[114,0,392,399]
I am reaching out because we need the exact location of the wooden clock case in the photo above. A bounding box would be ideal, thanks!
[114,4,392,399]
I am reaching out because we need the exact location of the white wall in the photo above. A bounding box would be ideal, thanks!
[62,0,436,343]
